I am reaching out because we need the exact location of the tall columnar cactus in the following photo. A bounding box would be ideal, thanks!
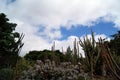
[65,46,72,62]
[51,42,56,62]
[98,38,120,80]
[72,38,79,65]
[79,32,101,80]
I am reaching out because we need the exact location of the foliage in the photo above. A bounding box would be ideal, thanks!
[19,60,88,80]
[13,57,31,80]
[0,13,24,68]
[72,38,80,65]
[112,53,120,66]
[79,32,103,79]
[79,31,120,79]
[64,46,72,62]
[0,68,13,80]
[110,30,120,56]
[24,50,65,63]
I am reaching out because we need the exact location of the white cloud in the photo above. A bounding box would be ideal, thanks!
[79,33,110,42]
[54,35,84,57]
[1,0,120,28]
[54,34,110,57]
[55,36,79,51]
[14,20,52,56]
[0,0,119,55]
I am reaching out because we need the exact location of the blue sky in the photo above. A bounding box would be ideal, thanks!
[0,0,120,56]
[61,21,118,40]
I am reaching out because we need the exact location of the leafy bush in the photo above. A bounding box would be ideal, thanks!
[0,68,13,80]
[13,58,31,80]
[19,59,88,80]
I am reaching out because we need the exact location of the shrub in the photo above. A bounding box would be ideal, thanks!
[19,59,88,80]
[0,68,13,80]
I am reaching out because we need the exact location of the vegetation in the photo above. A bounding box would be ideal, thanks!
[24,50,65,64]
[64,46,72,62]
[0,13,24,69]
[19,59,88,80]
[0,13,120,80]
[79,32,100,79]
[0,13,24,80]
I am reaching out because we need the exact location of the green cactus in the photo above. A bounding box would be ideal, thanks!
[97,37,120,80]
[79,31,101,80]
[72,38,79,65]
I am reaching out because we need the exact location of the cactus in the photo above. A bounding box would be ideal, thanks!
[72,38,79,65]
[79,31,101,80]
[97,37,120,80]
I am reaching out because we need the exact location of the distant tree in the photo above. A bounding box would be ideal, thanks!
[0,13,24,68]
[24,51,41,61]
[54,50,65,62]
[111,31,120,39]
[65,46,72,62]
[110,30,120,56]
[24,50,65,62]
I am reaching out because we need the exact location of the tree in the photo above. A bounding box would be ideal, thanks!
[110,30,120,56]
[0,13,24,68]
[65,46,72,62]
[24,49,65,63]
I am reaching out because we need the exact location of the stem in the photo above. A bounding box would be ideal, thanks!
[90,56,94,80]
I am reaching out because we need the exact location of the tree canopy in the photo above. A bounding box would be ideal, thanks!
[0,13,24,68]
[110,30,120,56]
[24,49,65,62]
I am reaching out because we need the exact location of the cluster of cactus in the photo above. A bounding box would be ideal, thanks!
[79,31,120,80]
[98,38,120,80]
[79,31,100,80]
[19,59,89,80]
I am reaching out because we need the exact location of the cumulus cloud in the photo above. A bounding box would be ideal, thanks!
[55,36,79,51]
[79,33,110,42]
[0,0,119,55]
[54,34,109,57]
[1,0,120,28]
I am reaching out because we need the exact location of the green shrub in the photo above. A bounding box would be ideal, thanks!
[19,60,88,80]
[0,68,13,80]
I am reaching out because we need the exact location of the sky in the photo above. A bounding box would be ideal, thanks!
[0,0,120,56]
